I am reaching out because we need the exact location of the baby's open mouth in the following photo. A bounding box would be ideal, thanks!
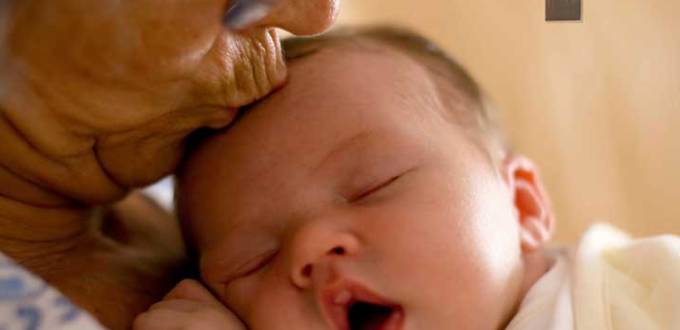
[323,281,404,330]
[347,301,403,330]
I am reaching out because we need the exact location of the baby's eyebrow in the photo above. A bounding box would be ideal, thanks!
[313,130,374,173]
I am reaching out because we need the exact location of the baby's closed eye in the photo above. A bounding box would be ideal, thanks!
[347,167,418,204]
[348,174,403,202]
[225,249,279,283]
[201,239,279,289]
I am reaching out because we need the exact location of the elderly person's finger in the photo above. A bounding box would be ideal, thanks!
[224,0,281,29]
[226,0,339,34]
[0,0,339,205]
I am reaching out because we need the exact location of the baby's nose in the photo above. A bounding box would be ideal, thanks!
[288,221,360,289]
[225,0,339,35]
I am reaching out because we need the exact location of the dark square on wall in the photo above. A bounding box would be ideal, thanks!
[546,0,582,21]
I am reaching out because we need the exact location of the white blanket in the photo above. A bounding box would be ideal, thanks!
[508,224,680,330]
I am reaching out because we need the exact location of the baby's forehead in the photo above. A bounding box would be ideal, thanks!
[187,47,449,170]
[178,46,469,242]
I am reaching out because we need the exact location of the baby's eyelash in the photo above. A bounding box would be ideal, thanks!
[349,174,402,202]
[229,249,278,281]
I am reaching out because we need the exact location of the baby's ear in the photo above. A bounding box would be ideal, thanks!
[501,155,555,252]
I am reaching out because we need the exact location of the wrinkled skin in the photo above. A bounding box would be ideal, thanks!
[0,0,338,329]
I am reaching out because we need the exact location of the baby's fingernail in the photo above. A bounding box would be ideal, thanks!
[223,0,278,30]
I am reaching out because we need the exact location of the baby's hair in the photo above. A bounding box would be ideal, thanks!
[282,25,507,161]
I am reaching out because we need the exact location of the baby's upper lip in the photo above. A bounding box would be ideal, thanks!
[320,278,404,330]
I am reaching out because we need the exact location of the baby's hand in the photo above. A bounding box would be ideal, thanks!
[133,279,245,330]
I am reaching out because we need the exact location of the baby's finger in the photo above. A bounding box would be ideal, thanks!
[135,300,246,330]
[148,299,209,313]
[132,307,190,330]
[164,279,221,304]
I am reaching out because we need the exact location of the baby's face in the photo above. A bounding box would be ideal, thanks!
[179,46,539,329]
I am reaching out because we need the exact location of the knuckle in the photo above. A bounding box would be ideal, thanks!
[169,278,199,298]
[174,278,197,291]
[131,312,154,330]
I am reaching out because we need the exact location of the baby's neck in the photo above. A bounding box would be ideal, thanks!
[517,249,553,305]
[501,249,553,328]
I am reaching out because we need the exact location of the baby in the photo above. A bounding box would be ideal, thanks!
[134,27,680,330]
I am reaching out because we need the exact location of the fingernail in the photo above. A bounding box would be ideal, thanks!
[223,0,278,30]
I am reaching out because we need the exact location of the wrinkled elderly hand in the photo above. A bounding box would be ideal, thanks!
[0,0,337,205]
[0,1,338,329]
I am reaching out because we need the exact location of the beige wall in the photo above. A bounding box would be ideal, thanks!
[338,1,680,242]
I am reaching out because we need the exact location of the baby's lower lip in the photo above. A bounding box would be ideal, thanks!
[380,308,405,330]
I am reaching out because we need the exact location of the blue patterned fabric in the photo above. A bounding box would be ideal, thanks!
[0,253,104,330]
